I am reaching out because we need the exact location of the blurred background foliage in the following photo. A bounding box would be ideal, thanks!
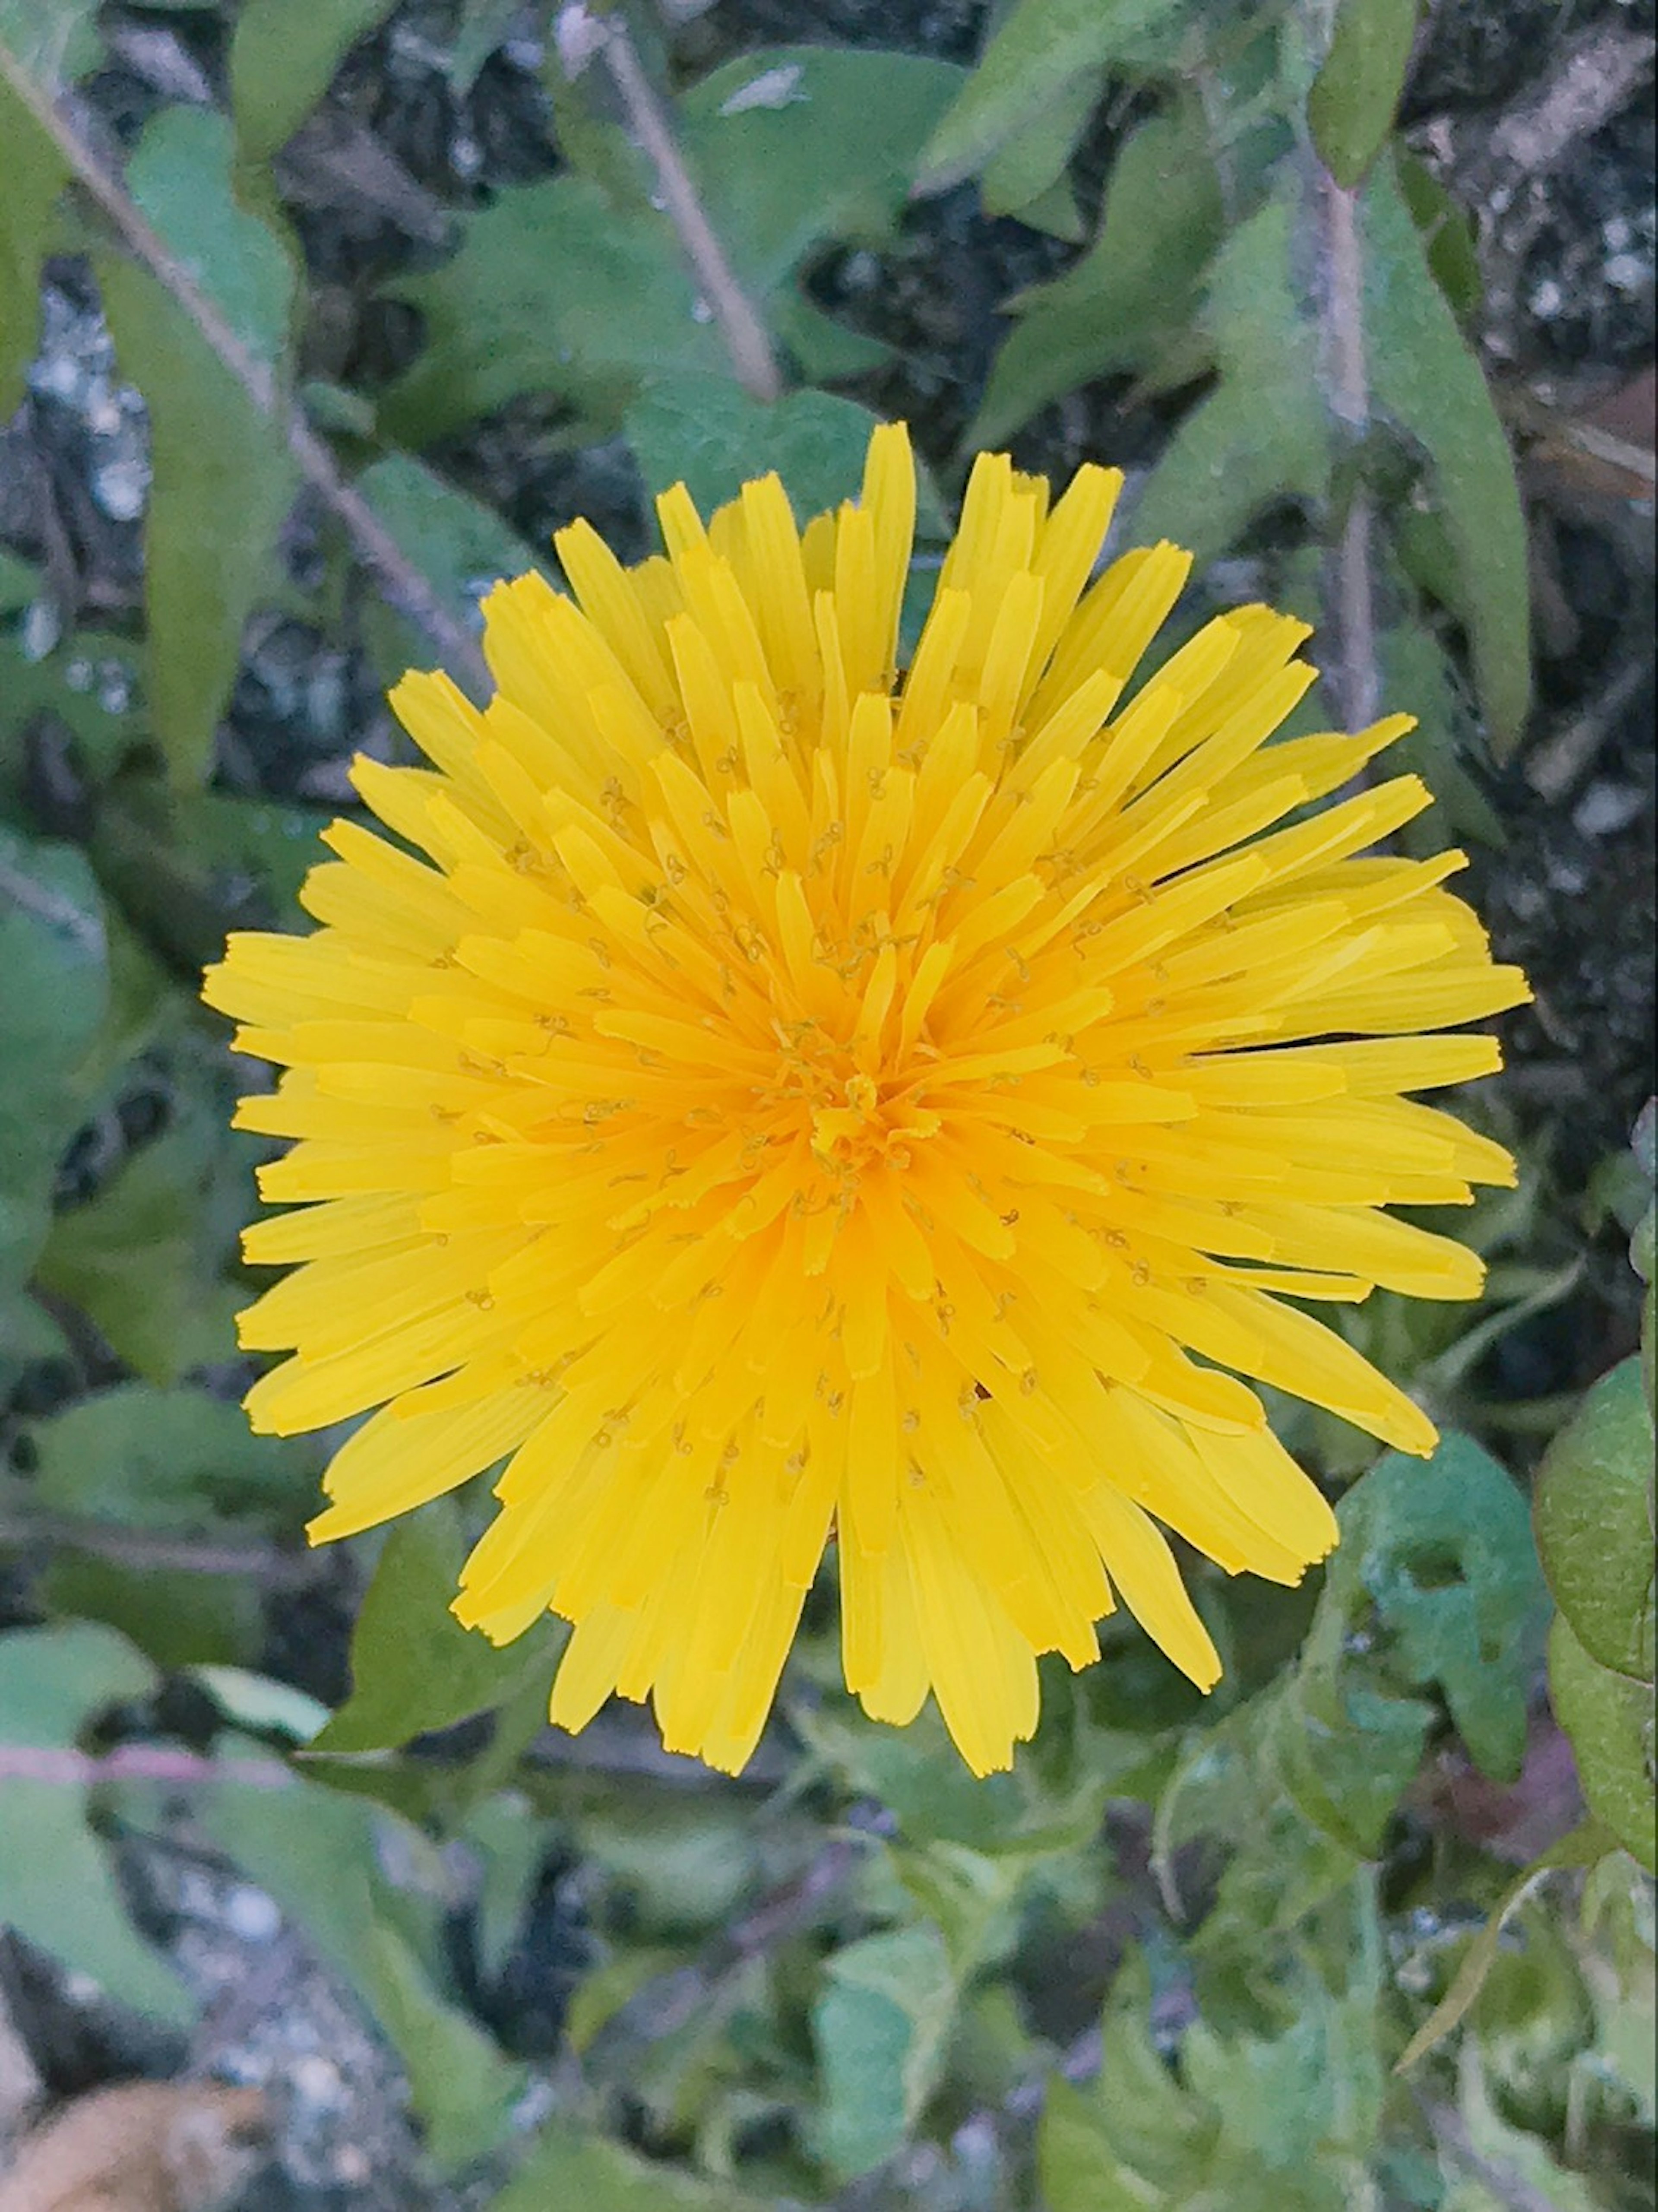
[0,0,1652,2205]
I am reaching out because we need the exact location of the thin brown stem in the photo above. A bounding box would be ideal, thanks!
[0,1744,291,1789]
[591,13,782,403]
[0,37,492,696]
[0,1487,316,1587]
[1314,164,1380,736]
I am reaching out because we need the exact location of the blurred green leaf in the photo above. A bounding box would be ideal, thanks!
[0,84,65,418]
[972,102,1223,448]
[811,1922,953,2179]
[98,106,298,787]
[36,1114,248,1384]
[0,1623,190,2019]
[918,0,1188,193]
[1548,1614,1656,1875]
[1535,1359,1655,1680]
[231,0,400,162]
[978,69,1098,236]
[491,2119,771,2211]
[1395,1819,1613,2073]
[0,0,101,82]
[447,0,519,95]
[28,1381,303,1527]
[23,1383,305,1667]
[1131,183,1330,562]
[625,379,942,536]
[0,825,108,1301]
[1308,0,1419,189]
[312,1498,557,1754]
[1364,151,1531,754]
[1395,150,1484,327]
[368,1917,525,2170]
[197,1762,523,2151]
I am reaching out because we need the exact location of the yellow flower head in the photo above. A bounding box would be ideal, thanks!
[204,424,1528,1777]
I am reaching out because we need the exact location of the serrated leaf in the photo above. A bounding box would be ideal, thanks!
[811,1923,954,2179]
[0,826,108,1302]
[625,379,944,538]
[1321,1430,1549,1785]
[1363,151,1530,754]
[1130,183,1330,561]
[231,0,400,162]
[1308,0,1419,189]
[98,106,298,786]
[311,1498,557,1754]
[918,0,1189,193]
[1548,1614,1656,1874]
[973,102,1223,448]
[1535,1359,1655,1681]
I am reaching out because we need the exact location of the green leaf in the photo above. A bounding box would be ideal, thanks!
[23,1384,307,1667]
[681,47,965,295]
[491,2119,772,2212]
[354,453,546,679]
[36,1114,249,1385]
[625,379,941,536]
[0,826,108,1302]
[28,1382,304,1529]
[1363,152,1531,754]
[1547,1614,1656,1874]
[1394,1818,1614,2073]
[0,0,102,81]
[978,69,1099,232]
[811,1923,954,2179]
[381,175,725,444]
[1535,1359,1656,1681]
[98,106,298,786]
[195,1762,521,2152]
[0,1623,190,2020]
[311,1499,558,1754]
[1130,183,1330,563]
[367,1918,525,2171]
[972,102,1224,448]
[1321,1429,1549,1785]
[1308,0,1419,189]
[918,0,1190,193]
[1395,149,1483,326]
[0,1617,155,1747]
[230,0,400,162]
[1038,2074,1175,2210]
[0,82,66,418]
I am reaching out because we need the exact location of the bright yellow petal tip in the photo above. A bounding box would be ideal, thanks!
[204,422,1527,1779]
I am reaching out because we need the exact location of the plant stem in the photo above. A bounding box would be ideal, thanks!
[1314,164,1380,736]
[0,37,492,696]
[0,1744,290,1788]
[592,12,782,403]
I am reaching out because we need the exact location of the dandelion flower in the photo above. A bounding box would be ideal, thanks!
[204,424,1528,1777]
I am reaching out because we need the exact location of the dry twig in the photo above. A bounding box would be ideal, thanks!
[0,37,491,695]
